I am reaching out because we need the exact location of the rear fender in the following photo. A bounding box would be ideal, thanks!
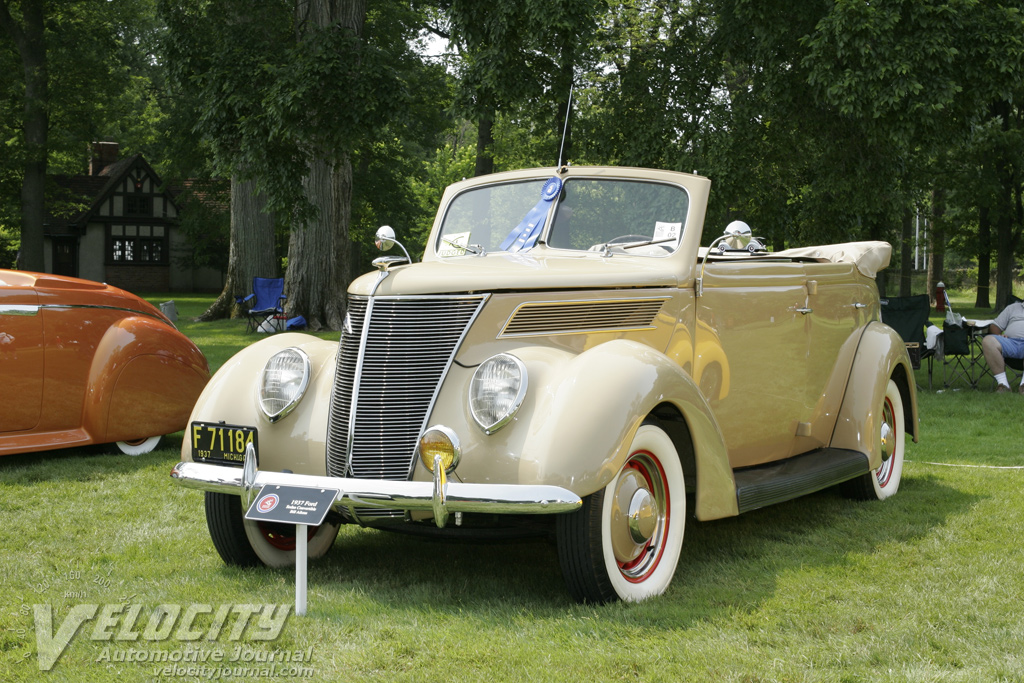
[831,321,919,468]
[83,317,209,443]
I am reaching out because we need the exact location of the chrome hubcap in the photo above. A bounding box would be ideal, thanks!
[876,395,897,487]
[627,488,658,544]
[609,452,668,578]
[611,469,651,564]
[879,421,893,463]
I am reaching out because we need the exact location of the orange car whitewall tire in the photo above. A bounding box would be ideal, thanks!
[116,436,161,455]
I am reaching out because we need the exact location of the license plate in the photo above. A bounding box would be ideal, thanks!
[190,422,258,466]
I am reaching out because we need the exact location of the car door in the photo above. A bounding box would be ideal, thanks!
[697,260,810,468]
[795,263,874,454]
[0,284,45,433]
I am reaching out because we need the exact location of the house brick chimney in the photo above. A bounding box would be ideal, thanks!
[89,142,119,175]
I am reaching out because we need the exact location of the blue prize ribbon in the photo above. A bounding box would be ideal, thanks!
[499,177,563,252]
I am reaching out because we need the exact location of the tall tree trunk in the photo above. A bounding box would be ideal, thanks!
[994,204,1014,311]
[286,158,351,331]
[285,0,365,331]
[899,209,912,296]
[928,189,946,307]
[992,100,1018,311]
[475,109,494,177]
[199,177,277,321]
[0,0,47,272]
[975,205,991,309]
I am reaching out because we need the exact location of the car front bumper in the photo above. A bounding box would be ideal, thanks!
[171,447,582,528]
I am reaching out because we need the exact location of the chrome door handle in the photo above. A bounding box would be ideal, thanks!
[852,303,867,309]
[796,307,813,315]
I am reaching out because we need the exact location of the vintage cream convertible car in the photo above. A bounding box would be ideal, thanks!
[173,166,918,603]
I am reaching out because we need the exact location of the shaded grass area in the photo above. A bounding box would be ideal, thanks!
[1,293,1022,681]
[142,293,339,374]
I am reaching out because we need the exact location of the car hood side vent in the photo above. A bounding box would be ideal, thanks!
[500,297,668,337]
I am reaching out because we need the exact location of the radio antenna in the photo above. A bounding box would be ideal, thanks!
[557,81,575,169]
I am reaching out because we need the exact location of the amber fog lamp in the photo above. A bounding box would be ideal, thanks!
[469,353,528,434]
[257,348,311,422]
[418,426,461,473]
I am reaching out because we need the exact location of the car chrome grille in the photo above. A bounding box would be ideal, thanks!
[326,295,488,492]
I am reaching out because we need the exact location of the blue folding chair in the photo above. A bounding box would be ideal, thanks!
[237,277,286,333]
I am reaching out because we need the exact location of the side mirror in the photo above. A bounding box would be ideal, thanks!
[371,225,412,271]
[375,225,396,251]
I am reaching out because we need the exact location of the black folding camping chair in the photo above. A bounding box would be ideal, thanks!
[880,294,935,389]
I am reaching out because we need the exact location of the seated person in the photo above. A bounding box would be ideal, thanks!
[981,299,1024,393]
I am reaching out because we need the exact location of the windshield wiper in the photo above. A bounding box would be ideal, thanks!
[598,237,675,257]
[442,237,485,256]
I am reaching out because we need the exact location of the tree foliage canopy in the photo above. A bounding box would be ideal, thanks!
[0,0,1021,312]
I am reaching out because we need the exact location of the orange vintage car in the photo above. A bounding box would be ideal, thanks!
[0,269,209,455]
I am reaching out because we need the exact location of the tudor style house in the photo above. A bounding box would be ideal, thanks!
[44,142,222,292]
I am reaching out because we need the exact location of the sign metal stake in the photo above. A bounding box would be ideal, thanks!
[296,525,308,616]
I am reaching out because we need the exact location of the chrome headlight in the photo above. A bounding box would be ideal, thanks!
[469,353,527,434]
[257,348,311,422]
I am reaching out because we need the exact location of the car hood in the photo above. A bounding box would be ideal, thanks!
[350,251,683,296]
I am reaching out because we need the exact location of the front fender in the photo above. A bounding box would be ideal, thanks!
[180,332,338,475]
[440,340,737,520]
[831,321,920,468]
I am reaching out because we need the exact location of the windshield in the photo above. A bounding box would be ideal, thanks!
[437,177,689,257]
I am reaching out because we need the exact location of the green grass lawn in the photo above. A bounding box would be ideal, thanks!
[1,292,1022,682]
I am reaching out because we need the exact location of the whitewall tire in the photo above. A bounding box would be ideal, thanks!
[843,378,905,501]
[204,492,340,568]
[115,436,161,455]
[557,423,686,603]
[242,515,340,569]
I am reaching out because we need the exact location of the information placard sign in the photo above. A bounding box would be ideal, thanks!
[244,485,340,617]
[245,485,339,527]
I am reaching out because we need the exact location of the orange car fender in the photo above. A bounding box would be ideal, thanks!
[514,339,738,521]
[830,321,920,469]
[83,317,210,444]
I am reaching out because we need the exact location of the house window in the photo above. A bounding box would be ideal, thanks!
[124,195,152,217]
[109,224,167,264]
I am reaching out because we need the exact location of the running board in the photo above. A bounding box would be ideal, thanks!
[734,448,870,513]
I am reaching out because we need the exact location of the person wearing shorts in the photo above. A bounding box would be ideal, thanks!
[982,300,1024,393]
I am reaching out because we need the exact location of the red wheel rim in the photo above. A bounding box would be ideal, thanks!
[257,522,317,551]
[876,395,896,488]
[617,450,670,583]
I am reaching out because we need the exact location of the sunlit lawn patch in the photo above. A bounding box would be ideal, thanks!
[0,292,1021,682]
